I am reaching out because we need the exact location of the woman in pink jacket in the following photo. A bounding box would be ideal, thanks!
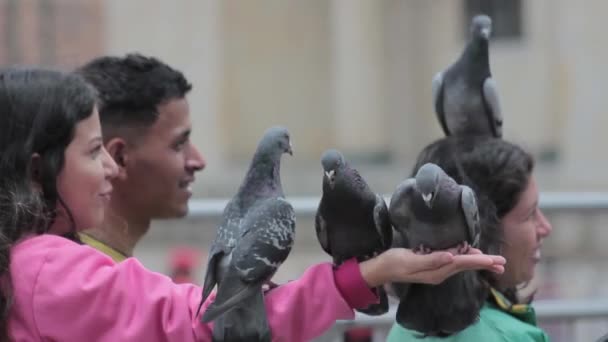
[1,68,505,342]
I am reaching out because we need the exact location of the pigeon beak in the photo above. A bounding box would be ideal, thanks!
[422,193,433,208]
[287,141,293,156]
[325,170,335,185]
[481,27,491,39]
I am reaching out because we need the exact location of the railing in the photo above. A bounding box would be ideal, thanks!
[186,192,608,341]
[187,192,608,219]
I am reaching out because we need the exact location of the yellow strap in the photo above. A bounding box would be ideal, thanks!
[79,233,128,263]
[489,287,529,314]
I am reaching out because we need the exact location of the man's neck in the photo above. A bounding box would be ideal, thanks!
[83,208,151,257]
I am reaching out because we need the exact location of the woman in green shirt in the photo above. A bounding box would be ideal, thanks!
[388,136,552,341]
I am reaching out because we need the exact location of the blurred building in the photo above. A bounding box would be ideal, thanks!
[3,1,608,340]
[5,0,608,193]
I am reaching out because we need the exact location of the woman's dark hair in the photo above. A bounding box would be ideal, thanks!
[0,68,96,340]
[412,135,534,302]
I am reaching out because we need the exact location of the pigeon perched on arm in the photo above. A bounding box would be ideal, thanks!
[315,149,392,315]
[432,14,503,138]
[198,126,295,342]
[389,163,486,336]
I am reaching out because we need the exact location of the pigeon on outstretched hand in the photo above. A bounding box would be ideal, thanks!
[389,162,486,336]
[198,126,295,342]
[390,163,480,254]
[432,14,503,138]
[315,149,392,315]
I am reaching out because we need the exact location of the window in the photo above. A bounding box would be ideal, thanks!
[464,0,522,40]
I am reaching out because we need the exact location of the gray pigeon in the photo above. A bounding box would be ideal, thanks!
[315,149,392,315]
[389,163,486,336]
[432,14,503,138]
[198,126,295,342]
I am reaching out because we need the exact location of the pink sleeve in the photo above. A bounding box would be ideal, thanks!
[32,241,376,342]
[333,258,379,309]
[260,259,378,342]
[33,244,212,342]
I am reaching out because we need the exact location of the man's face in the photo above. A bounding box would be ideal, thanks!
[119,97,205,219]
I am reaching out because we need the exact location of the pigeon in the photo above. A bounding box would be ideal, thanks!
[596,332,608,342]
[198,126,295,342]
[432,14,503,138]
[388,162,486,336]
[315,149,392,315]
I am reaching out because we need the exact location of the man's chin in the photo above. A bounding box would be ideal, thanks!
[155,204,189,220]
[172,205,189,218]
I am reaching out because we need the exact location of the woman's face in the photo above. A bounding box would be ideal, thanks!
[498,175,552,288]
[54,108,118,232]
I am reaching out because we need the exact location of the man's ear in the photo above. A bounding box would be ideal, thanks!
[105,137,129,180]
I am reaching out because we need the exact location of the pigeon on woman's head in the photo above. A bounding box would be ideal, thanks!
[432,14,503,138]
[471,14,492,40]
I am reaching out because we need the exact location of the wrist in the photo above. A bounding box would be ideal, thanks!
[359,254,388,288]
[333,258,379,309]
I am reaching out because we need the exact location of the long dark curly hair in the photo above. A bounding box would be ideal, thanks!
[0,68,96,340]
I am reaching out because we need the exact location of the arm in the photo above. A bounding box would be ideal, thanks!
[32,240,375,342]
[260,259,378,342]
[33,244,212,342]
[31,239,503,342]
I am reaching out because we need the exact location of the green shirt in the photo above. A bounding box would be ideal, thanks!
[387,288,550,342]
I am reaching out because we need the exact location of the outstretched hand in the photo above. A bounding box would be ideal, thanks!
[359,247,505,288]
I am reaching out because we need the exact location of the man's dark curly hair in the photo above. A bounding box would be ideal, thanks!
[76,53,192,140]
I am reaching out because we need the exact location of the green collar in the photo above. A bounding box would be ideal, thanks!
[489,288,537,326]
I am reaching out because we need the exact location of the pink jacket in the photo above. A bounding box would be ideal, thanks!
[9,234,377,341]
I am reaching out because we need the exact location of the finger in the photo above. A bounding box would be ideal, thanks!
[464,252,506,265]
[490,265,505,274]
[488,255,506,265]
[467,248,483,255]
[412,251,454,270]
[466,249,506,266]
[451,255,495,271]
[454,254,493,263]
[408,256,504,284]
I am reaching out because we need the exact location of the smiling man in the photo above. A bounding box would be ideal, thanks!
[76,54,206,262]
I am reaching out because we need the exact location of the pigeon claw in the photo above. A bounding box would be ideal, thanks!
[262,280,280,293]
[414,244,432,255]
[456,241,470,255]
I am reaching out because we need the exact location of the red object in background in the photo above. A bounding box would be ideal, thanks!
[168,246,203,284]
[343,326,373,342]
